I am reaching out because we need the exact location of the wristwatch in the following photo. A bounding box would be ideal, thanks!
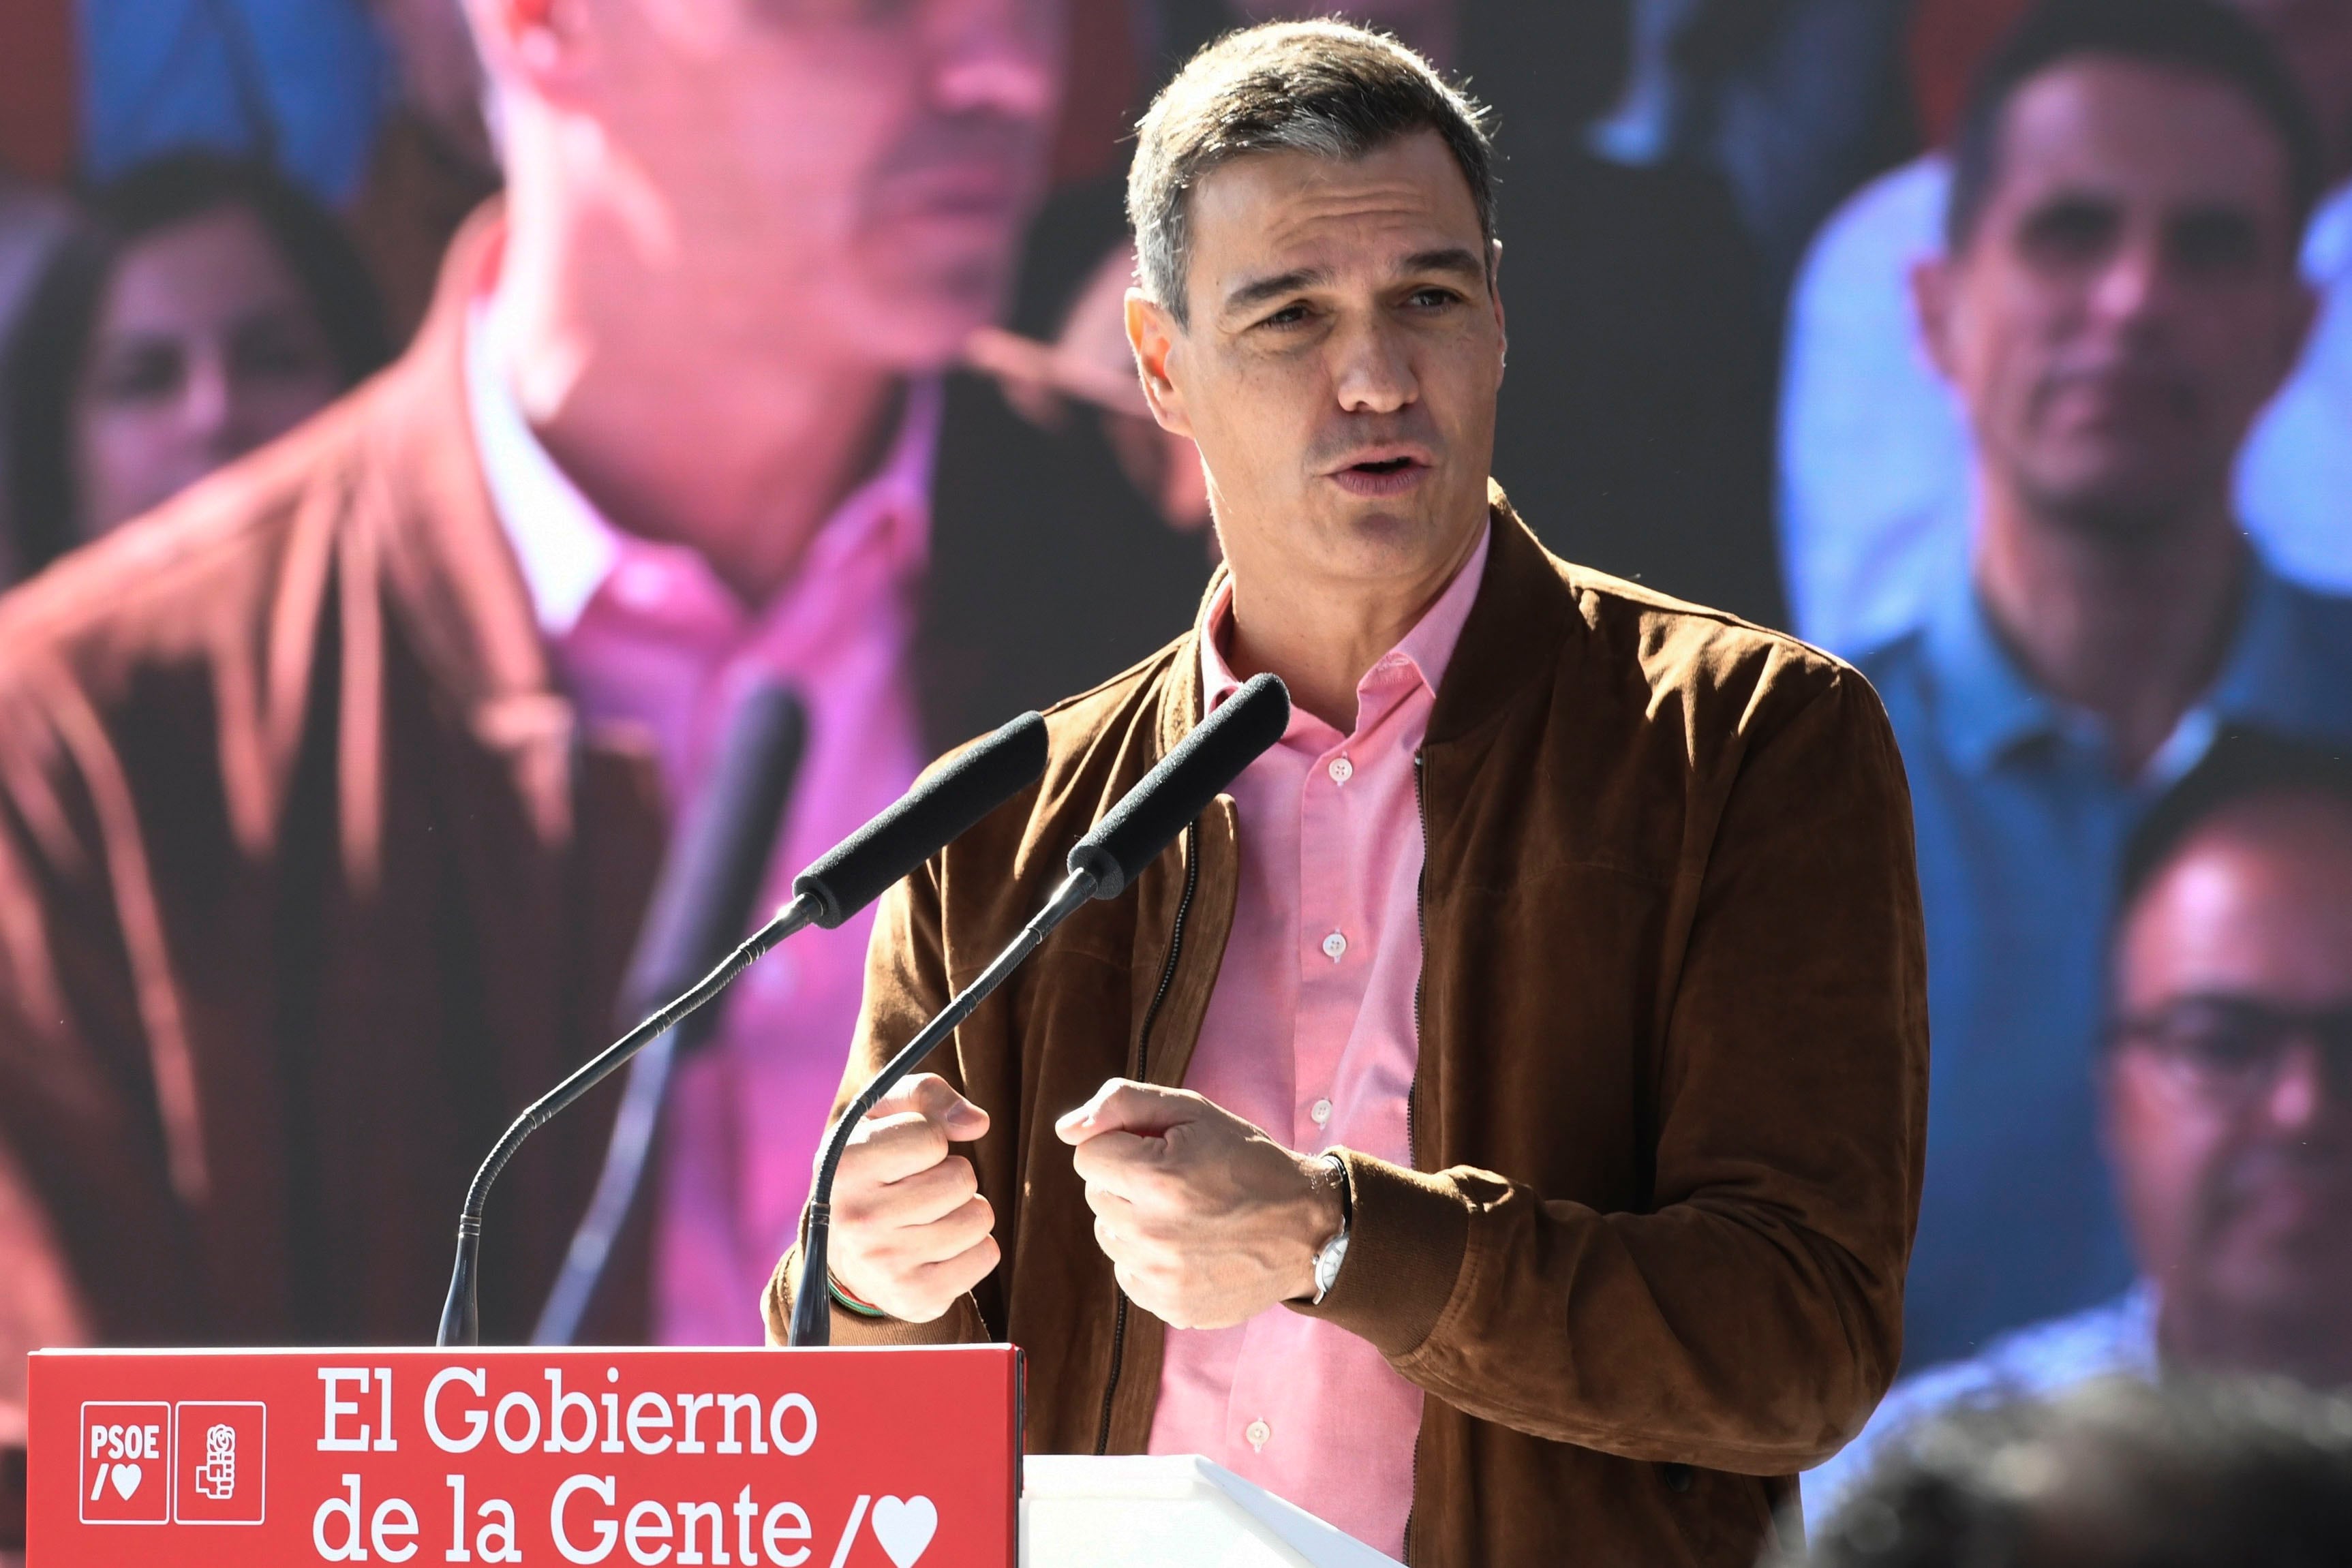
[1310,1151,1352,1305]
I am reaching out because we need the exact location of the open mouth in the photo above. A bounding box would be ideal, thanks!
[1329,452,1431,496]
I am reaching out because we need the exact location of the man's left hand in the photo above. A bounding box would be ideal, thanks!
[1054,1079,1345,1329]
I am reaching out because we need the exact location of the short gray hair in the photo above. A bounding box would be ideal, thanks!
[1126,20,1495,327]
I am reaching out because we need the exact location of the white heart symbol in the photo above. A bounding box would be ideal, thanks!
[110,1462,142,1500]
[870,1495,936,1568]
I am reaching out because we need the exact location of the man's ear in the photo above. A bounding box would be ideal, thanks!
[1910,253,1961,386]
[1490,236,1508,377]
[1126,290,1195,440]
[464,0,594,98]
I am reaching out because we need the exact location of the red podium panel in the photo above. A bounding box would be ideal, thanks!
[30,1344,1019,1568]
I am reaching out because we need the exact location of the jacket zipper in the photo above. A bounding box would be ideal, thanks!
[1401,749,1430,1563]
[1093,822,1201,1455]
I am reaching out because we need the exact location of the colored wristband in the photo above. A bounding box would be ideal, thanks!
[826,1271,889,1319]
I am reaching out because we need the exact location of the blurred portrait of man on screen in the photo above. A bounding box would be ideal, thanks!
[0,0,1216,1439]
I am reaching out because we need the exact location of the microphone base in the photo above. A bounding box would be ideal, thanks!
[789,1205,835,1348]
[436,1227,480,1348]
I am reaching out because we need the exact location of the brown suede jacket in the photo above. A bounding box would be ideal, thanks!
[767,499,1929,1566]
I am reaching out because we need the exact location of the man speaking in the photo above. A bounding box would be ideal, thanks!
[765,22,1929,1565]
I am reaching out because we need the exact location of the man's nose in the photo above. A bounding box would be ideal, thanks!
[1330,316,1418,416]
[2086,231,2177,333]
[927,0,1063,121]
[2258,1039,2334,1132]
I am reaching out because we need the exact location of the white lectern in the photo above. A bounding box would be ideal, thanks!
[1022,1455,1405,1567]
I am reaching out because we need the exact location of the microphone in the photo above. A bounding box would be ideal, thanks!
[436,707,1052,1347]
[789,672,1290,1346]
[532,683,808,1347]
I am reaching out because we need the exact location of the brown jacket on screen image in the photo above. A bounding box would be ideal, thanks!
[0,209,1212,1430]
[768,500,1931,1567]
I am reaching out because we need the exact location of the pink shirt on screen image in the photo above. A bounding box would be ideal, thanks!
[465,282,936,1346]
[1148,523,1491,1556]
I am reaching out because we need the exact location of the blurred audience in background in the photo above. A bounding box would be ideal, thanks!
[1797,1377,2352,1568]
[1784,0,2352,650]
[0,0,391,206]
[1585,0,1915,305]
[2,153,387,575]
[1842,0,2352,1372]
[1805,731,2352,1518]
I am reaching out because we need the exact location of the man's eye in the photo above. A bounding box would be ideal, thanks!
[1406,287,1461,309]
[2171,211,2261,276]
[2018,200,2118,265]
[2180,1031,2270,1073]
[1257,303,1311,329]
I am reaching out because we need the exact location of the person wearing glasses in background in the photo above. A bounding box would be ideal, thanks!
[1805,729,2352,1522]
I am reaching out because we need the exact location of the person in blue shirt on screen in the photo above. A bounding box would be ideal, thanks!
[1842,0,2352,1371]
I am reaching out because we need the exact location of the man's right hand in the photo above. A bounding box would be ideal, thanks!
[821,1073,999,1323]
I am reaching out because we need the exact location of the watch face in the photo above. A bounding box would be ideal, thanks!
[1313,1233,1350,1300]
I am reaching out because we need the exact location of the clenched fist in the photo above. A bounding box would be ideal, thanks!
[822,1074,1000,1323]
[1055,1078,1345,1329]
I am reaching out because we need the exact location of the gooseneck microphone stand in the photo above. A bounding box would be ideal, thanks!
[436,709,1051,1348]
[532,684,809,1346]
[789,673,1292,1347]
[438,893,824,1348]
[788,872,1097,1349]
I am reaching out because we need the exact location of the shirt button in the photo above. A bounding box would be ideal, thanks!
[1244,1419,1272,1451]
[1328,756,1354,784]
[1320,931,1348,962]
[1311,1098,1332,1126]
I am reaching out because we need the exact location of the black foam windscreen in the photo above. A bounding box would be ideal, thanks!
[1066,672,1290,901]
[793,710,1050,927]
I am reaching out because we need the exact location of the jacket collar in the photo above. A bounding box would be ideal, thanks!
[1427,486,1574,748]
[351,202,570,748]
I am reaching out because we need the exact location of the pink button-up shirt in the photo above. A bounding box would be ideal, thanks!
[465,294,936,1345]
[1147,525,1491,1555]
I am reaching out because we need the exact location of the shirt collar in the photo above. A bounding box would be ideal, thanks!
[1198,519,1493,725]
[1921,549,2307,780]
[463,292,939,640]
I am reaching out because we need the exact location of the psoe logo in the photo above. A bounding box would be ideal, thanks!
[79,1402,169,1525]
[175,1402,267,1524]
[76,1400,269,1526]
